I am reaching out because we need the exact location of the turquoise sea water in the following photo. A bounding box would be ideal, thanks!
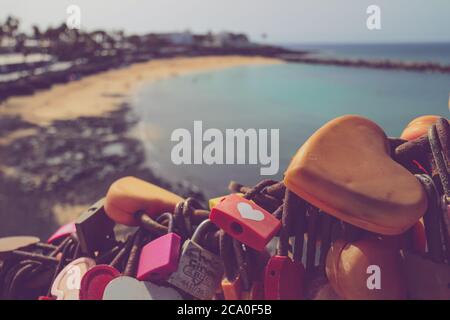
[134,61,450,197]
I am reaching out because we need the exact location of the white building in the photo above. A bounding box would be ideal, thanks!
[211,32,250,48]
[158,31,194,46]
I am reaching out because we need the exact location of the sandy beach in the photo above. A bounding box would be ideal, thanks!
[0,55,282,237]
[0,56,282,127]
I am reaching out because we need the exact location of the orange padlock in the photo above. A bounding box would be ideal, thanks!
[284,115,427,235]
[400,115,447,141]
[325,238,407,300]
[104,176,183,225]
[221,277,243,300]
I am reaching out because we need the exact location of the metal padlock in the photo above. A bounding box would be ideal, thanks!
[75,198,116,256]
[167,219,224,300]
[137,213,182,281]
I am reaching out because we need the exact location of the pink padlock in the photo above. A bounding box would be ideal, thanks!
[47,223,76,244]
[136,213,181,281]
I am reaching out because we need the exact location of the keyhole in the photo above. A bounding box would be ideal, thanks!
[270,270,276,276]
[230,222,243,234]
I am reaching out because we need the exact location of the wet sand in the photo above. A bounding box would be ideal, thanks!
[0,56,282,238]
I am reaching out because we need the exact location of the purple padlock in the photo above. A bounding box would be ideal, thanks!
[136,213,181,282]
[47,222,76,244]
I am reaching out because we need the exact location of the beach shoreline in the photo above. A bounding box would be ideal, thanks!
[0,55,282,237]
[0,55,283,126]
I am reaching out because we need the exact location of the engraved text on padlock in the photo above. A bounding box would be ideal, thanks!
[167,240,224,300]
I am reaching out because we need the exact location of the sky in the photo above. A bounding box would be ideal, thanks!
[2,0,450,44]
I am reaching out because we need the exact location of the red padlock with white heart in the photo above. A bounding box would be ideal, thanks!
[210,194,281,251]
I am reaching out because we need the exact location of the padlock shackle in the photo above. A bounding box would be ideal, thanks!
[123,229,144,277]
[242,179,279,200]
[415,174,445,263]
[156,212,174,234]
[110,233,133,270]
[277,189,294,257]
[6,259,42,299]
[137,211,169,236]
[219,229,256,291]
[293,200,307,264]
[183,198,203,234]
[239,180,283,213]
[279,189,309,265]
[232,239,254,291]
[229,180,284,208]
[174,201,189,239]
[174,198,208,239]
[191,219,217,245]
[219,230,239,281]
[46,235,78,297]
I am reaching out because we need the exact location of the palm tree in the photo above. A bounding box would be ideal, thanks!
[0,20,4,48]
[32,25,41,40]
[4,16,20,38]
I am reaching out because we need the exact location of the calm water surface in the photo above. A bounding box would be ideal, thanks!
[133,60,450,197]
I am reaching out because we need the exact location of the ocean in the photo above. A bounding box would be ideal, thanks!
[287,42,450,64]
[133,43,450,197]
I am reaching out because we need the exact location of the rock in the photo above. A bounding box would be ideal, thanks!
[0,105,205,238]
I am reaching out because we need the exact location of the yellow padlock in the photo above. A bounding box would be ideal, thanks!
[208,193,243,210]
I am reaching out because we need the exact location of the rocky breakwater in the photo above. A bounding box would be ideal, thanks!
[0,104,204,238]
[281,54,450,74]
